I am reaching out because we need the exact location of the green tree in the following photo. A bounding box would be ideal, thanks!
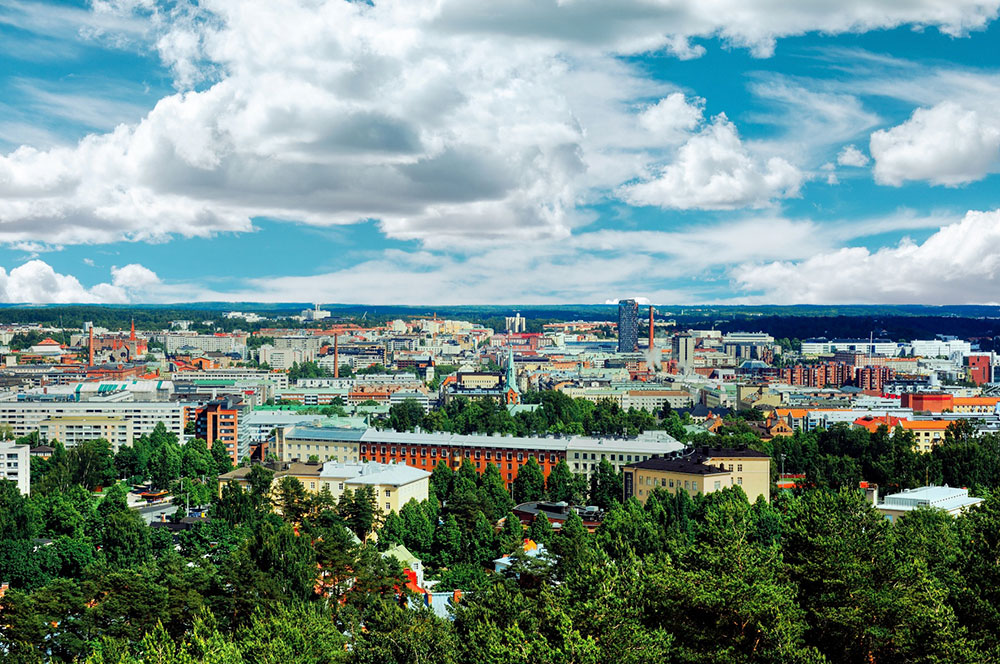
[70,438,116,490]
[545,459,580,503]
[498,512,524,554]
[527,513,553,545]
[274,476,308,523]
[588,459,622,509]
[100,509,152,568]
[388,398,426,432]
[433,514,463,568]
[210,440,233,475]
[180,438,214,479]
[512,457,546,503]
[478,462,513,521]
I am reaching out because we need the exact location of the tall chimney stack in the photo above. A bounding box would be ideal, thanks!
[648,306,655,350]
[88,326,94,367]
[333,334,339,379]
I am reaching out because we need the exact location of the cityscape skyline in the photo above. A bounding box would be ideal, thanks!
[2,2,1000,304]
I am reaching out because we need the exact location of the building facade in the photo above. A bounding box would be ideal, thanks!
[617,299,638,353]
[0,441,29,495]
[623,447,771,504]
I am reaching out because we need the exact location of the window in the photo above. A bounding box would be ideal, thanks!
[338,483,344,490]
[485,451,492,460]
[728,464,733,471]
[627,455,632,462]
[517,453,523,461]
[385,503,391,510]
[737,477,743,485]
[431,449,437,457]
[713,481,721,490]
[669,479,674,488]
[506,452,513,460]
[475,451,481,459]
[574,452,579,459]
[737,464,743,472]
[385,489,391,497]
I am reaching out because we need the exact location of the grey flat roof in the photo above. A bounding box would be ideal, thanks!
[286,426,367,442]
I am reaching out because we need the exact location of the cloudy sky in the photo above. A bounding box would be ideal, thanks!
[2,0,1000,305]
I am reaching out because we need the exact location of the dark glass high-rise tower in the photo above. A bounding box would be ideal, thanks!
[617,299,638,352]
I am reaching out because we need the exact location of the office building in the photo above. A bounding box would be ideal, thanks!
[671,333,696,371]
[617,299,638,353]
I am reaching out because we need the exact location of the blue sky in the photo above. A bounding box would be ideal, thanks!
[1,0,1000,305]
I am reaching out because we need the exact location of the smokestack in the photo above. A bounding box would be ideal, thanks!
[648,306,655,350]
[333,334,339,378]
[89,326,94,367]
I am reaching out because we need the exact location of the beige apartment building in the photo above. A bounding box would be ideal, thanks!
[38,416,134,452]
[623,447,771,504]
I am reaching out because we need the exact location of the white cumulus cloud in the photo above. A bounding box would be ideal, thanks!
[837,144,870,167]
[619,114,803,210]
[730,209,1000,304]
[870,102,1000,186]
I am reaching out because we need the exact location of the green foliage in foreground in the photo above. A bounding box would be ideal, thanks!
[5,465,1000,663]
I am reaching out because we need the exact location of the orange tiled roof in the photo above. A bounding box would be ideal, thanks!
[953,397,1000,406]
[898,420,953,430]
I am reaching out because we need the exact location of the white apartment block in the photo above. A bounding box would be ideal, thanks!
[258,345,315,370]
[907,339,972,358]
[171,369,288,390]
[162,333,248,357]
[0,402,185,443]
[622,390,694,412]
[0,441,29,495]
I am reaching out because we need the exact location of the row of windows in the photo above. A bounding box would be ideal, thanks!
[641,475,744,490]
[574,452,649,462]
[361,445,557,463]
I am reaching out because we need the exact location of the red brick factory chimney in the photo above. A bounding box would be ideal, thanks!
[648,306,655,349]
[88,326,94,366]
[333,334,339,378]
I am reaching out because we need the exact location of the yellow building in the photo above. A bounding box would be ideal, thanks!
[318,461,430,513]
[952,397,1000,414]
[279,425,362,464]
[623,447,771,503]
[897,420,952,452]
[221,460,430,515]
[38,415,134,452]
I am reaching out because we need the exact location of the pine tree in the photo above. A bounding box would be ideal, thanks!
[545,459,577,503]
[478,463,513,521]
[527,513,553,545]
[498,512,524,554]
[512,457,545,503]
[433,514,462,568]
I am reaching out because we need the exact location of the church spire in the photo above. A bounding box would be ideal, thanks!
[129,318,136,341]
[504,343,521,404]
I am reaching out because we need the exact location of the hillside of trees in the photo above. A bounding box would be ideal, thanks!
[5,421,1000,662]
